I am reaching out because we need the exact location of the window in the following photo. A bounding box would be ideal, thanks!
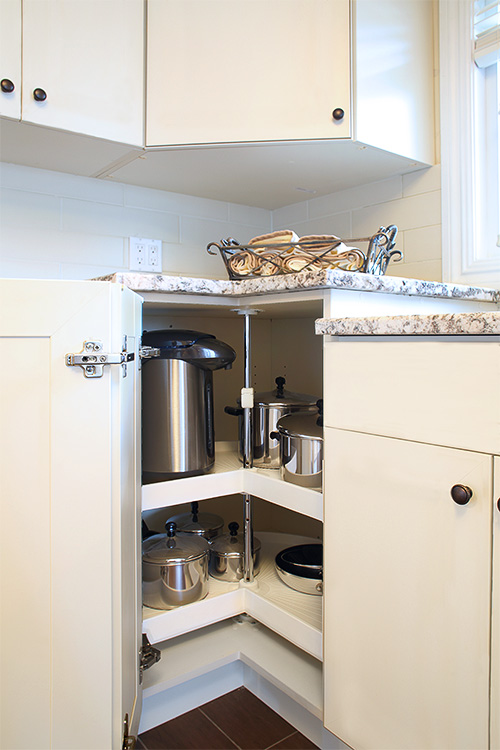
[441,0,500,288]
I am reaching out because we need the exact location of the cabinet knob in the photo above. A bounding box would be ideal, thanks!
[497,498,500,513]
[1,79,15,93]
[451,484,473,505]
[332,108,345,121]
[33,88,47,102]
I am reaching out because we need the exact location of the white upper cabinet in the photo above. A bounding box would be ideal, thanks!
[0,0,21,119]
[146,0,435,166]
[147,0,350,146]
[4,0,144,145]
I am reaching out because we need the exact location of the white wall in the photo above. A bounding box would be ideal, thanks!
[0,162,441,281]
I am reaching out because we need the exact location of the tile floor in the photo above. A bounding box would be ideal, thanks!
[138,687,319,750]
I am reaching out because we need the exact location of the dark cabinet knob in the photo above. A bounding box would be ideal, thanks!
[332,108,345,121]
[1,79,15,93]
[451,484,473,505]
[33,88,47,102]
[497,498,500,513]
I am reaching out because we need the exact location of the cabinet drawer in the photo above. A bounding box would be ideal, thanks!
[323,337,500,453]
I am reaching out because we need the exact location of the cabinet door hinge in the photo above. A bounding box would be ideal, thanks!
[66,338,134,378]
[140,633,161,684]
[122,713,136,750]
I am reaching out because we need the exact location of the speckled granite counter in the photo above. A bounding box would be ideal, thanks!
[315,311,500,336]
[99,269,500,303]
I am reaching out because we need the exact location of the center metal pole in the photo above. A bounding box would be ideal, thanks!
[232,307,260,582]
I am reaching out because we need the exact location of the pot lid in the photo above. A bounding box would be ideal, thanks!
[209,522,261,557]
[276,407,323,440]
[142,521,209,564]
[167,502,223,535]
[254,376,319,408]
[275,544,323,580]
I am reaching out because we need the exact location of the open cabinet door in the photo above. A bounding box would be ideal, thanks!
[0,280,143,750]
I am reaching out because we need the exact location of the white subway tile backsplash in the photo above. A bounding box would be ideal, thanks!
[0,257,62,279]
[402,165,441,197]
[0,188,61,230]
[61,198,179,242]
[0,162,125,204]
[352,190,442,236]
[229,203,272,229]
[272,201,309,229]
[403,224,442,263]
[0,162,444,284]
[124,183,229,221]
[308,176,403,219]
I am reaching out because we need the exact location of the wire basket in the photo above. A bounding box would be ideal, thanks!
[207,225,401,280]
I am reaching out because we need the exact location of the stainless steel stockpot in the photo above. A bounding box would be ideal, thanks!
[225,376,319,469]
[142,521,209,610]
[208,522,261,582]
[167,501,224,540]
[271,401,323,488]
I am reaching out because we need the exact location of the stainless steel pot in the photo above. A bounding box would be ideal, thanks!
[166,501,223,540]
[271,400,323,488]
[225,376,319,469]
[208,522,261,582]
[275,544,323,595]
[142,329,236,483]
[142,521,209,609]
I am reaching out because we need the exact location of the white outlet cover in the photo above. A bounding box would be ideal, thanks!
[129,237,162,272]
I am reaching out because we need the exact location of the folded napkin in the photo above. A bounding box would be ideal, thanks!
[297,234,341,253]
[248,230,299,253]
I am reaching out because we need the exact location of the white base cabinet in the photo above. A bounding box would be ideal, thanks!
[322,335,500,750]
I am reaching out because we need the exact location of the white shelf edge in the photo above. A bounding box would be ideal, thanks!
[141,444,323,521]
[142,533,323,661]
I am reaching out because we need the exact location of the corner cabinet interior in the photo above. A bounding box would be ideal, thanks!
[146,0,435,166]
[322,336,500,750]
[138,291,340,744]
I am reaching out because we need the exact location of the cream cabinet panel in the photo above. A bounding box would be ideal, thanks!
[146,0,350,146]
[0,0,21,118]
[492,457,500,750]
[21,0,144,145]
[323,338,500,455]
[0,280,142,750]
[323,428,492,750]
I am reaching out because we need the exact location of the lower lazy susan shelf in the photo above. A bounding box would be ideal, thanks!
[142,532,323,661]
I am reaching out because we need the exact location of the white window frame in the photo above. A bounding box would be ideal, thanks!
[440,0,500,288]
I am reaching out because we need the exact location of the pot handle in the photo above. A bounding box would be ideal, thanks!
[269,431,280,440]
[224,405,244,417]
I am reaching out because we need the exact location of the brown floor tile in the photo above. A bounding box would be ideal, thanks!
[268,731,319,749]
[199,688,295,750]
[139,707,238,750]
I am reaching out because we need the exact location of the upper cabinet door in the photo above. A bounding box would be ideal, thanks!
[22,0,144,145]
[0,0,21,119]
[323,428,492,750]
[146,0,351,146]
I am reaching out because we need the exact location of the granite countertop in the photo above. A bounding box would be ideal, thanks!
[315,311,500,336]
[99,269,500,303]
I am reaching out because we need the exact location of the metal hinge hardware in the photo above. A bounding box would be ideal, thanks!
[66,340,134,378]
[122,713,136,750]
[140,633,161,684]
[139,345,161,360]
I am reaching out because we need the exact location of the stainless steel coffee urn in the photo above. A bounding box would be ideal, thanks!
[142,329,236,483]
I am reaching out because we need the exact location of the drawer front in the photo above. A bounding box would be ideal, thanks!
[323,337,500,454]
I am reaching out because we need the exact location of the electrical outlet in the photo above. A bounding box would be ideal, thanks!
[129,237,162,272]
